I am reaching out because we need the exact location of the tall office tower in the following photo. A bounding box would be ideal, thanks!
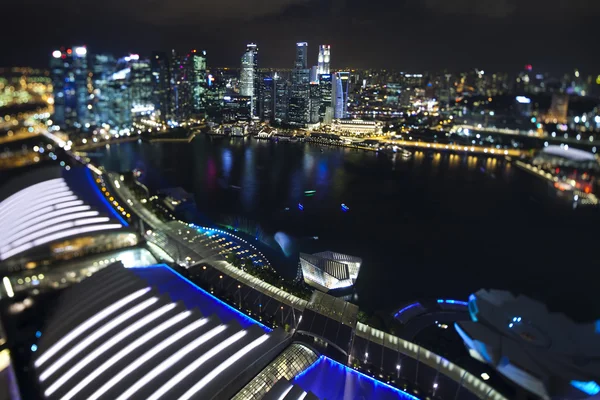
[289,42,311,125]
[240,43,258,117]
[151,51,172,122]
[90,53,116,125]
[309,82,321,124]
[310,66,319,83]
[128,56,153,110]
[169,50,195,123]
[190,50,208,114]
[274,75,288,123]
[105,66,132,128]
[295,42,308,70]
[317,45,331,75]
[50,46,90,129]
[318,74,332,122]
[333,71,350,119]
[259,75,274,121]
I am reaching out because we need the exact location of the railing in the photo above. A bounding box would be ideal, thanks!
[355,322,508,400]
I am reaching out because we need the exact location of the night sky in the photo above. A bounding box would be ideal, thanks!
[4,0,600,73]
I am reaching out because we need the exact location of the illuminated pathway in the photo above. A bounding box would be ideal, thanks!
[384,139,523,157]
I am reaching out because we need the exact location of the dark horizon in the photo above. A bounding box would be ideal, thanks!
[4,0,600,75]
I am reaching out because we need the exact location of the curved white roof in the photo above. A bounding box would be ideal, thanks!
[33,264,284,400]
[542,145,596,162]
[0,177,122,261]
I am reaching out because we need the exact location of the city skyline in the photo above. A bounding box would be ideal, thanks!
[3,0,600,73]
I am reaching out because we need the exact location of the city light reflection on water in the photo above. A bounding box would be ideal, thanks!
[94,136,600,318]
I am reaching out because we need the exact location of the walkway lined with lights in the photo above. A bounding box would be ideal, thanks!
[385,139,523,156]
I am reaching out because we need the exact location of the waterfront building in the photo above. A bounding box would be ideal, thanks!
[240,44,259,117]
[190,50,208,114]
[318,74,332,123]
[317,45,331,76]
[259,75,274,121]
[90,53,116,126]
[151,51,172,122]
[299,251,362,292]
[129,56,153,111]
[332,71,350,119]
[289,42,310,126]
[161,49,208,124]
[309,82,321,124]
[330,119,383,136]
[223,94,251,121]
[274,76,288,123]
[50,46,91,130]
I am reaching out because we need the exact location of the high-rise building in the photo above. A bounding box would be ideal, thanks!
[50,46,91,129]
[319,74,333,122]
[166,49,206,123]
[295,42,308,70]
[317,45,331,76]
[310,66,319,83]
[190,50,208,114]
[240,44,258,117]
[274,75,288,123]
[128,56,153,109]
[333,71,350,119]
[289,42,311,126]
[151,51,171,122]
[90,53,116,125]
[259,75,274,121]
[309,82,321,124]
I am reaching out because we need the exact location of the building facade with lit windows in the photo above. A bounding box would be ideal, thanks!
[240,44,259,117]
[317,45,330,76]
[50,46,91,130]
[289,42,311,126]
[332,71,350,119]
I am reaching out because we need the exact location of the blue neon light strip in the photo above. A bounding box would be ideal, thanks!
[85,169,128,226]
[437,299,468,306]
[571,380,600,396]
[130,264,271,332]
[294,356,420,400]
[596,320,600,334]
[394,303,421,318]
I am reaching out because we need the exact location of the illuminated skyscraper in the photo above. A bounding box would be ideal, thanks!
[50,46,91,129]
[151,51,171,122]
[295,42,308,70]
[309,82,321,124]
[318,74,333,122]
[165,49,206,123]
[240,43,258,116]
[333,71,350,119]
[90,53,116,125]
[289,42,310,126]
[190,50,208,114]
[259,75,274,121]
[274,75,288,123]
[317,45,331,76]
